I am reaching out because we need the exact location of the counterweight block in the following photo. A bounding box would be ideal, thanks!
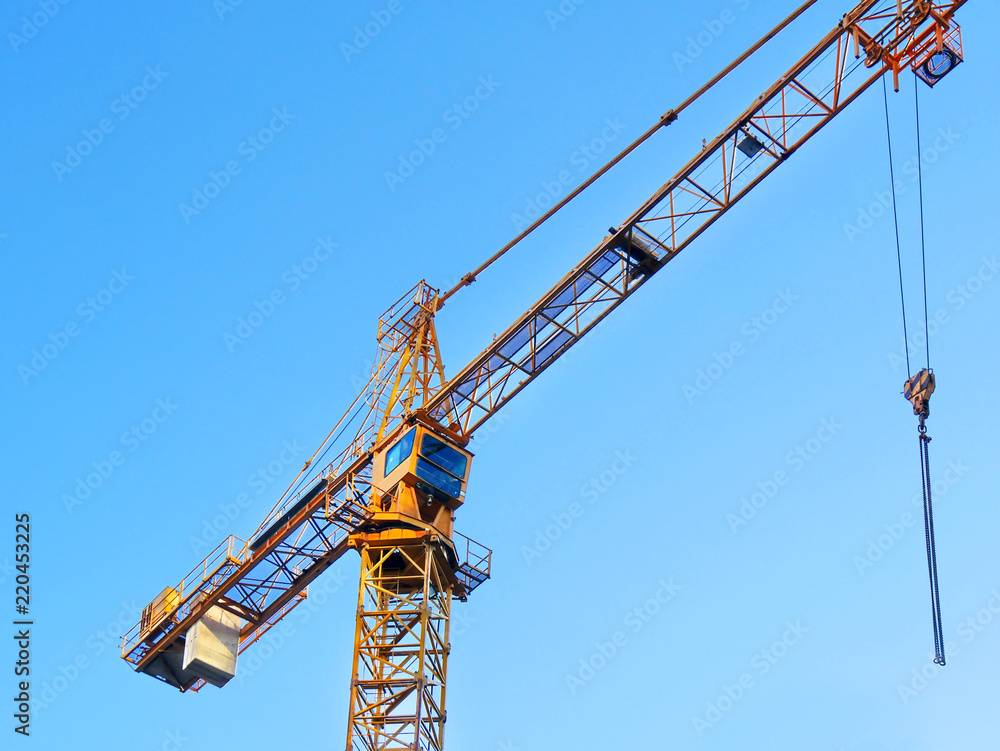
[181,605,240,688]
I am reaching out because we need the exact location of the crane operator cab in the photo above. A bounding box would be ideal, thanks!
[370,422,473,541]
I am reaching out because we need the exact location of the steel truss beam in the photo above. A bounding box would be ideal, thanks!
[347,538,452,751]
[122,0,969,700]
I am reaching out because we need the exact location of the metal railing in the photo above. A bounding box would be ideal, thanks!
[120,535,247,661]
[453,530,491,597]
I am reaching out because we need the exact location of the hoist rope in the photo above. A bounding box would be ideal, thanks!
[914,79,931,371]
[882,76,911,375]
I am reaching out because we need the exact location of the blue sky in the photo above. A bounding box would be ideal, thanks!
[2,1,999,749]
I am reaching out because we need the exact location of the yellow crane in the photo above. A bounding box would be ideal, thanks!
[121,1,970,747]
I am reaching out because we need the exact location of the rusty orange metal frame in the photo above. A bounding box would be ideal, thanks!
[346,538,452,750]
[122,0,970,702]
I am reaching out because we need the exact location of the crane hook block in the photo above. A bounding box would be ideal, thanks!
[904,368,935,418]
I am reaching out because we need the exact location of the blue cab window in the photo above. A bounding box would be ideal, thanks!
[419,434,468,477]
[416,459,463,498]
[384,428,416,476]
[414,434,467,499]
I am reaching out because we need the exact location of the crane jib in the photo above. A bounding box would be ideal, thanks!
[422,0,969,439]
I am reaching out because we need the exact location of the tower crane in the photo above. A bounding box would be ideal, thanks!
[121,1,971,748]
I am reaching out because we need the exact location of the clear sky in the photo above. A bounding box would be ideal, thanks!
[3,1,999,749]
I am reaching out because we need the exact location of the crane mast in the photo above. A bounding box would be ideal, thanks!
[120,2,970,749]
